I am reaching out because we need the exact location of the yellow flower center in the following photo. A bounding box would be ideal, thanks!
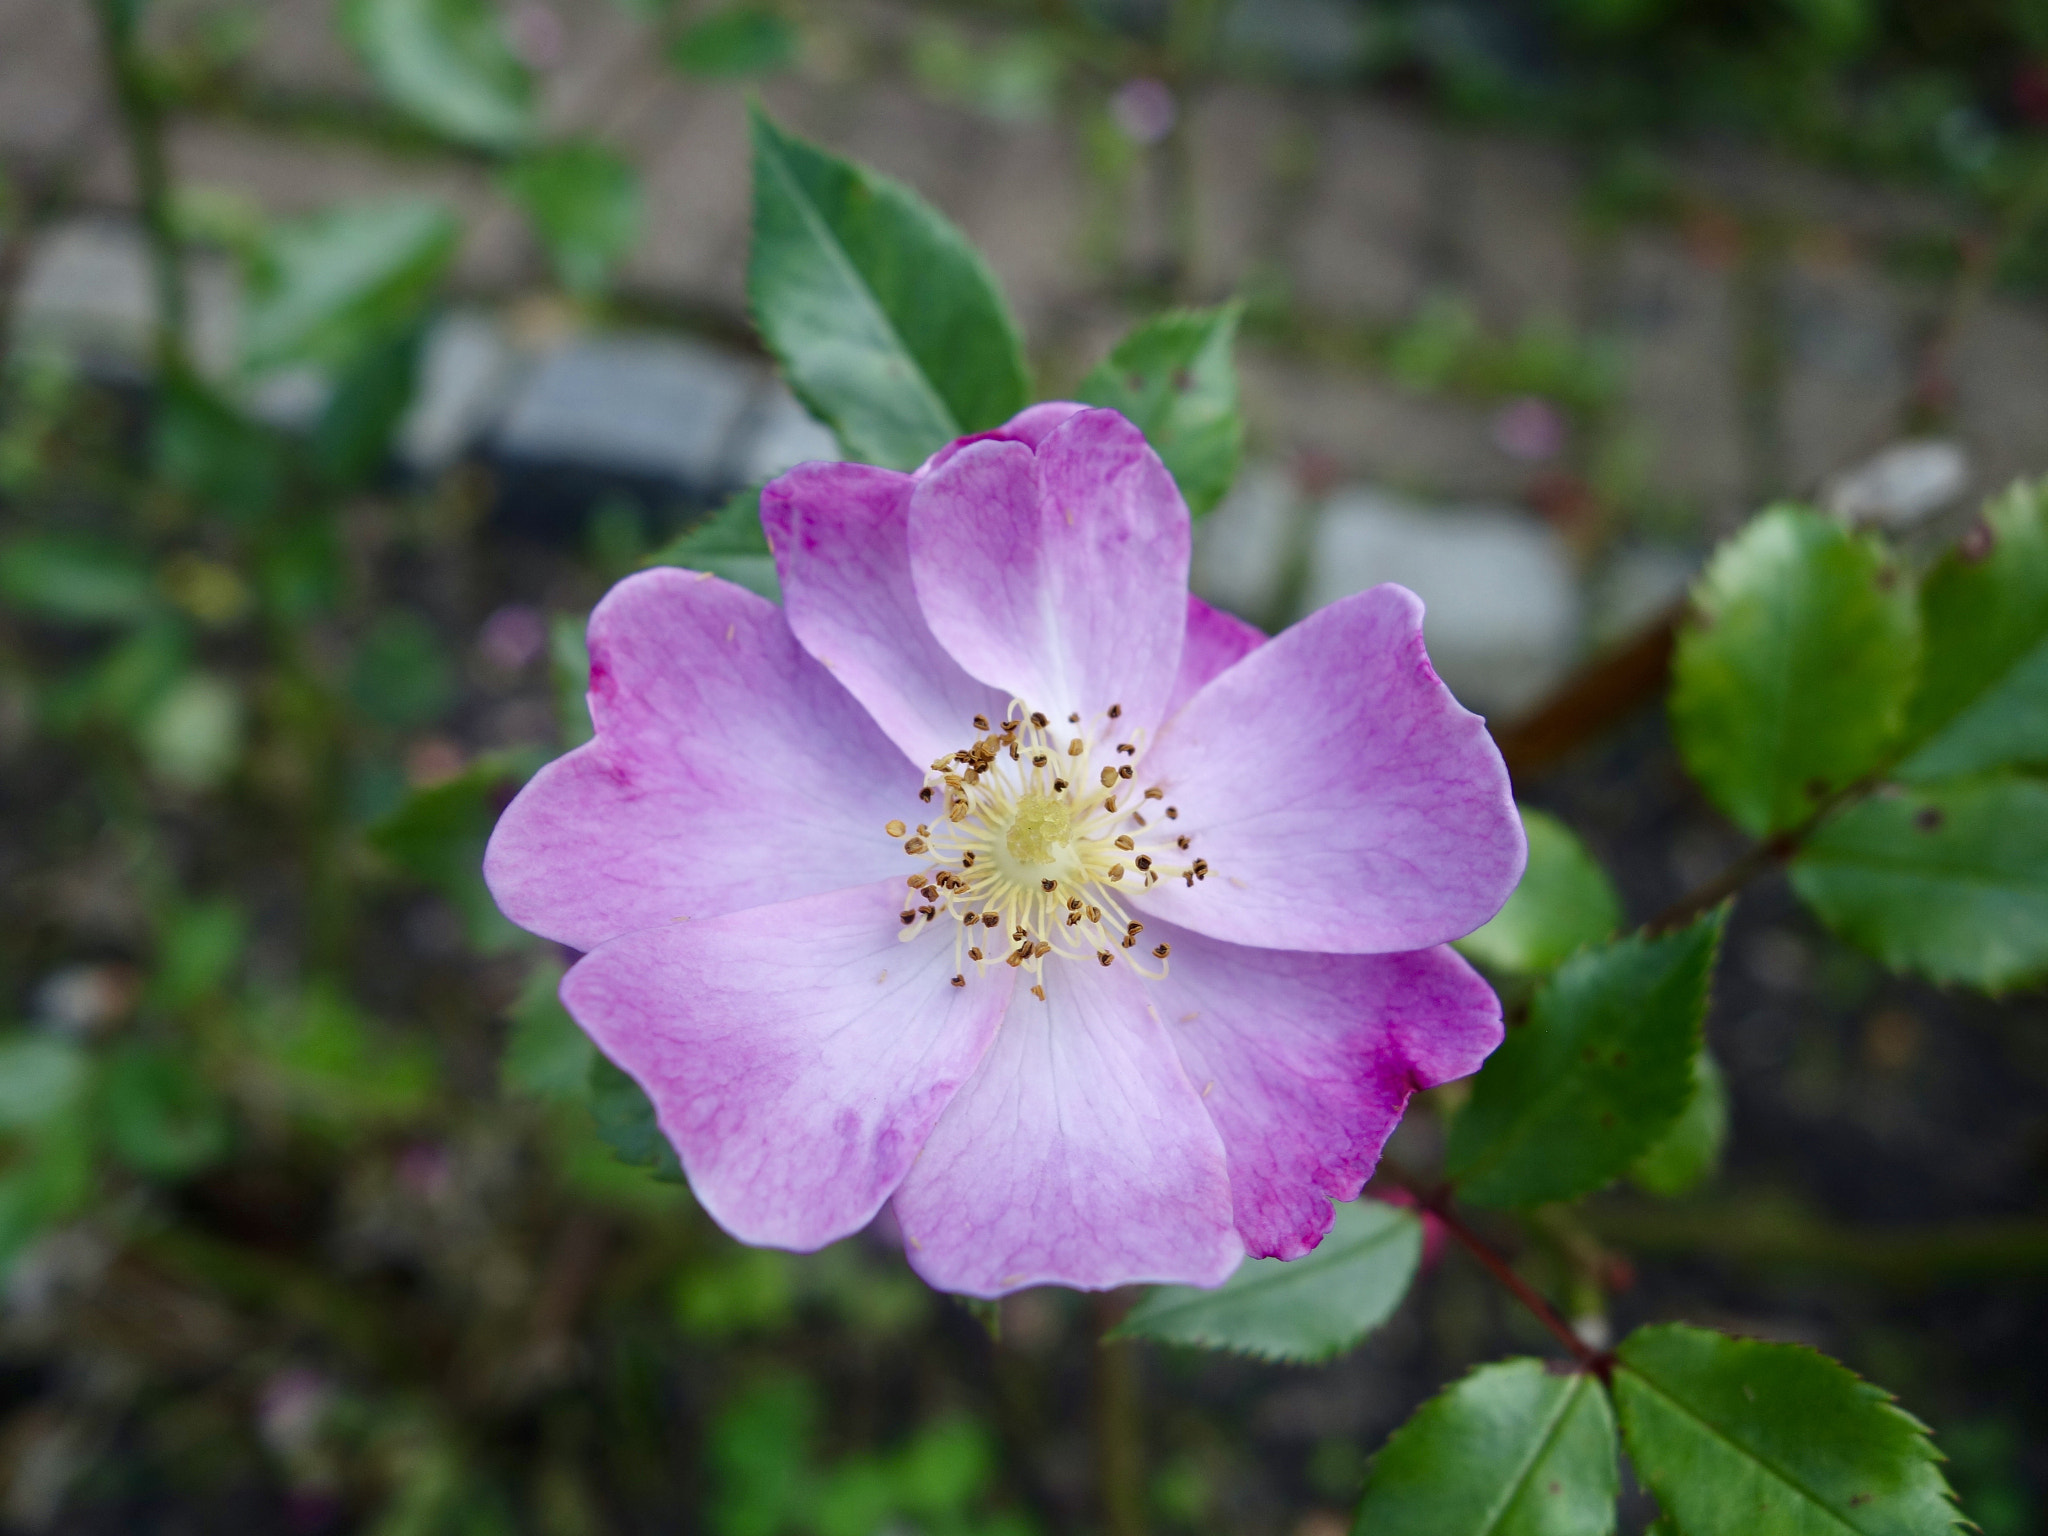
[885,702,1213,996]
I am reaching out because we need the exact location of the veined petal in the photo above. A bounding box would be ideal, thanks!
[484,570,914,952]
[891,959,1241,1297]
[561,879,1013,1251]
[908,408,1189,744]
[1133,585,1524,953]
[917,399,1090,478]
[1165,595,1265,721]
[764,461,1009,768]
[1151,924,1501,1257]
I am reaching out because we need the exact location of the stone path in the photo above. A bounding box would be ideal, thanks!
[4,0,2041,715]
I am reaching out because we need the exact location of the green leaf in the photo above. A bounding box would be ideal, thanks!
[367,754,534,952]
[152,374,289,523]
[1075,304,1244,516]
[311,318,428,488]
[342,0,533,150]
[138,670,244,790]
[1446,908,1725,1209]
[1351,1358,1618,1536]
[1614,1323,1962,1536]
[247,982,437,1124]
[747,107,1028,470]
[0,1035,90,1132]
[350,607,455,730]
[100,1042,231,1180]
[501,958,594,1102]
[0,1116,95,1276]
[670,5,797,77]
[1790,776,2048,992]
[1629,1047,1728,1197]
[242,200,458,372]
[1457,808,1622,977]
[149,898,246,1012]
[549,611,595,746]
[501,141,643,298]
[1670,506,1919,836]
[643,482,780,600]
[1896,481,2048,782]
[0,535,157,625]
[1113,1199,1420,1363]
[588,1055,685,1182]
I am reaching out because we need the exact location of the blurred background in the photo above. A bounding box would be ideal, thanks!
[1,0,2046,1531]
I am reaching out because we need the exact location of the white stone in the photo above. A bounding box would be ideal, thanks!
[1589,544,1699,647]
[1190,461,1301,623]
[1303,487,1581,716]
[1822,439,1970,530]
[732,383,842,484]
[494,334,760,487]
[398,310,522,471]
[12,218,238,377]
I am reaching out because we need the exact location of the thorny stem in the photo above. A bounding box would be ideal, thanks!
[1645,772,1882,934]
[1380,1160,1608,1378]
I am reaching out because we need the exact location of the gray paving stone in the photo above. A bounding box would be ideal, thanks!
[0,0,107,162]
[1776,255,1914,491]
[1821,439,1969,530]
[1286,99,1434,322]
[733,384,843,485]
[399,310,524,472]
[614,81,752,309]
[949,121,1084,339]
[1454,133,1580,330]
[1947,296,2048,498]
[1184,83,1302,301]
[11,217,239,377]
[1601,232,1747,525]
[1302,485,1582,716]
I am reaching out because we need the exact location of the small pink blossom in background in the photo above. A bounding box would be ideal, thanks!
[478,603,548,672]
[485,404,1523,1297]
[505,2,565,69]
[1111,78,1178,145]
[1491,395,1567,463]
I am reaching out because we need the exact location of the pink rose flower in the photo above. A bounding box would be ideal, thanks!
[485,404,1524,1297]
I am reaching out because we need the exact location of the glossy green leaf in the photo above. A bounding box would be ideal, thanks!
[501,958,593,1103]
[1629,1047,1727,1197]
[1614,1323,1962,1536]
[243,200,458,371]
[1791,777,2048,992]
[1075,304,1244,516]
[1446,908,1725,1209]
[1670,506,1919,835]
[644,483,780,600]
[1350,1358,1618,1536]
[100,1042,231,1180]
[670,5,797,76]
[747,107,1028,470]
[589,1055,685,1182]
[1897,481,2048,782]
[501,141,644,298]
[1113,1199,1420,1362]
[342,0,533,150]
[0,535,157,625]
[1457,808,1622,977]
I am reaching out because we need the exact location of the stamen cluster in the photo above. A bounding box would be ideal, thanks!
[886,703,1211,994]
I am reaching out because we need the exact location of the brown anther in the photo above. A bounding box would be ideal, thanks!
[973,714,991,731]
[1144,870,1159,886]
[1009,744,1020,760]
[1127,921,1143,935]
[1193,859,1209,877]
[1114,835,1136,851]
[1177,835,1190,849]
[1012,925,1027,942]
[900,912,916,925]
[917,823,930,836]
[1118,765,1133,780]
[969,947,983,961]
[1067,738,1084,756]
[919,786,934,802]
[1098,951,1114,966]
[1100,766,1119,788]
[1030,752,1048,766]
[919,905,935,918]
[1066,912,1081,926]
[1068,712,1080,723]
[1121,935,1136,949]
[948,802,968,823]
[1033,941,1051,958]
[903,837,927,854]
[1086,905,1101,922]
[1006,950,1026,968]
[1104,796,1118,813]
[1108,703,1123,719]
[1143,787,1163,800]
[1040,878,1058,892]
[1108,863,1125,881]
[1031,985,1046,1001]
[1135,855,1152,871]
[1002,719,1020,732]
[1117,743,1135,755]
[1067,898,1083,911]
[1184,872,1196,887]
[1132,813,1147,827]
[963,912,978,924]
[1029,711,1049,728]
[1053,778,1069,793]
[1165,806,1179,819]
[885,819,907,838]
[908,875,926,889]
[921,886,938,901]
[951,975,966,988]
[962,852,976,867]
[983,913,1000,928]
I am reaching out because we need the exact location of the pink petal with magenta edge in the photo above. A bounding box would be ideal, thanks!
[561,878,1014,1251]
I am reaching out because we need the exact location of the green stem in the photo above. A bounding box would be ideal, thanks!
[1093,1293,1148,1536]
[90,0,187,376]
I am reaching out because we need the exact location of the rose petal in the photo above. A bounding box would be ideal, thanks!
[561,879,1012,1250]
[891,958,1241,1296]
[918,400,1090,478]
[909,408,1190,744]
[1150,923,1501,1257]
[1132,584,1524,953]
[1165,595,1265,721]
[485,569,916,951]
[763,461,1009,768]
